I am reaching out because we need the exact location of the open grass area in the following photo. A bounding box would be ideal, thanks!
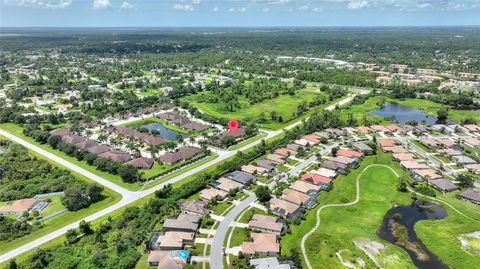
[213,201,234,216]
[183,88,329,130]
[339,96,390,125]
[415,190,480,269]
[282,152,416,268]
[227,132,267,151]
[236,206,269,223]
[40,194,65,216]
[228,227,249,247]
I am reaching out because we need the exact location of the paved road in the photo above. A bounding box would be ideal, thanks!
[210,193,257,269]
[0,93,364,264]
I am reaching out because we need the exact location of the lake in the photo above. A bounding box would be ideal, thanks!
[377,201,449,269]
[371,102,438,124]
[141,122,189,141]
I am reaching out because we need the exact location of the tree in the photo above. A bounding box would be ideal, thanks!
[62,186,90,211]
[66,228,78,244]
[79,220,93,235]
[7,259,17,269]
[398,178,408,192]
[87,184,104,202]
[331,147,338,157]
[117,165,139,183]
[457,174,474,188]
[255,186,271,203]
[436,108,449,124]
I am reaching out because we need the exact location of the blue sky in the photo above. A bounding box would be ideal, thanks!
[1,0,480,27]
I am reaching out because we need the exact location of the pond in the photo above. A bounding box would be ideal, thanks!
[141,122,189,141]
[371,102,438,124]
[377,201,449,269]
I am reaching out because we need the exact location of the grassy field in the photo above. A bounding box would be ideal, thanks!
[415,191,480,269]
[0,135,121,255]
[228,227,249,247]
[183,88,328,130]
[40,193,65,216]
[339,96,390,125]
[282,152,416,269]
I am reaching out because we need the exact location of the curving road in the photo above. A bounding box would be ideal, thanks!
[0,93,365,264]
[210,193,257,269]
[300,164,397,269]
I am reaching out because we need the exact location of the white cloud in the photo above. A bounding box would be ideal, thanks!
[120,1,133,9]
[228,6,247,12]
[212,6,219,11]
[192,0,201,4]
[173,3,194,11]
[3,0,72,9]
[312,7,323,12]
[298,4,309,11]
[347,0,368,9]
[262,7,271,12]
[93,0,110,10]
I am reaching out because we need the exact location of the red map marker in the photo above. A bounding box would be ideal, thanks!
[228,119,238,134]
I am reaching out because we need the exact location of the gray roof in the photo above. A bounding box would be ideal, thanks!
[321,160,349,171]
[250,257,291,269]
[428,179,457,192]
[226,170,256,185]
[353,142,373,152]
[256,159,276,170]
[162,213,200,232]
[460,189,480,202]
[452,155,477,165]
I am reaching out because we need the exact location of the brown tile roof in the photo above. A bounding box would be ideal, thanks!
[74,139,99,150]
[181,122,210,132]
[274,148,297,157]
[127,157,154,169]
[248,214,283,234]
[281,188,311,205]
[378,139,396,148]
[290,180,321,193]
[181,200,209,216]
[460,189,480,203]
[157,112,190,125]
[98,150,131,163]
[241,233,279,255]
[160,147,200,164]
[200,188,227,201]
[269,197,300,217]
[86,144,111,155]
[337,149,363,159]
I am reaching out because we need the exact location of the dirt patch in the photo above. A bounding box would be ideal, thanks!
[336,249,365,269]
[458,231,480,256]
[354,238,403,269]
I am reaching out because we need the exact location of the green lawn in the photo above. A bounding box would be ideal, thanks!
[282,152,416,269]
[40,194,65,216]
[227,132,267,151]
[183,88,329,130]
[236,206,269,223]
[415,191,480,269]
[213,201,233,216]
[228,227,249,247]
[286,158,299,165]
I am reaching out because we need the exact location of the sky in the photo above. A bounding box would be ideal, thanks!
[1,0,480,27]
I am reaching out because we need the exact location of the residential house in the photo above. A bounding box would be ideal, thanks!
[436,149,462,158]
[386,125,406,134]
[226,170,256,185]
[248,214,284,235]
[162,213,200,233]
[393,153,415,161]
[256,159,276,170]
[269,197,303,219]
[160,147,200,164]
[281,188,315,207]
[127,157,154,169]
[290,180,321,196]
[150,231,194,250]
[464,137,480,148]
[336,149,364,159]
[98,150,131,163]
[214,177,243,192]
[329,155,358,168]
[321,159,350,172]
[400,161,429,171]
[420,138,439,148]
[353,143,374,155]
[356,126,372,134]
[181,200,209,216]
[294,139,311,147]
[371,125,390,133]
[267,154,286,165]
[383,146,409,154]
[452,155,477,166]
[310,168,337,179]
[301,173,332,189]
[378,139,397,148]
[465,163,480,174]
[413,169,442,180]
[464,124,480,132]
[241,233,280,256]
[303,134,320,144]
[241,164,267,175]
[459,189,480,204]
[200,188,227,201]
[438,138,455,148]
[250,257,291,269]
[181,122,210,132]
[274,148,297,157]
[216,128,246,142]
[147,250,189,268]
[428,179,457,192]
